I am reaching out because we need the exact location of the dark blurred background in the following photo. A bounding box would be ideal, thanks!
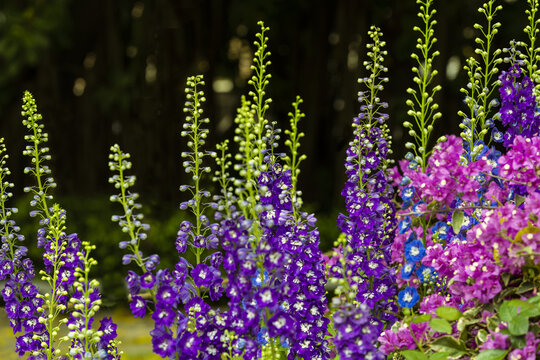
[0,0,525,304]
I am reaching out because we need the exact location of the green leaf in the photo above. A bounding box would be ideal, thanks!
[499,299,540,322]
[400,350,428,360]
[475,329,488,344]
[429,318,452,334]
[476,349,508,360]
[501,273,511,286]
[515,194,526,207]
[412,314,432,323]
[436,306,462,321]
[510,333,527,349]
[516,281,534,294]
[451,211,464,234]
[428,353,450,360]
[430,336,467,357]
[498,301,515,322]
[508,314,529,336]
[513,225,539,243]
[528,295,540,306]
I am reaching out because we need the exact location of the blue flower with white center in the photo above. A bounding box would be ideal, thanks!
[398,286,419,308]
[491,127,504,142]
[398,216,412,234]
[431,221,449,240]
[401,262,416,279]
[416,265,435,283]
[251,268,269,287]
[404,240,425,262]
[401,186,415,204]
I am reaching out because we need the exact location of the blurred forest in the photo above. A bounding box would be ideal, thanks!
[0,0,526,304]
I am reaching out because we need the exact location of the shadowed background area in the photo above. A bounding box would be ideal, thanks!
[0,0,525,305]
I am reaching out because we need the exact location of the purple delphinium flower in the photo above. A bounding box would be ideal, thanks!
[0,140,56,358]
[333,303,385,360]
[255,163,330,359]
[212,159,330,359]
[66,285,120,359]
[330,27,397,359]
[333,111,397,358]
[97,316,120,359]
[498,63,540,147]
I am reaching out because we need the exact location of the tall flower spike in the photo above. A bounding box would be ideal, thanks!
[248,21,273,174]
[21,93,118,359]
[234,22,274,220]
[404,0,442,171]
[356,26,394,179]
[108,144,158,318]
[21,92,82,360]
[180,74,216,264]
[333,26,396,360]
[0,139,42,357]
[283,96,307,212]
[108,145,154,272]
[458,0,503,161]
[21,91,57,221]
[0,138,24,251]
[519,0,540,97]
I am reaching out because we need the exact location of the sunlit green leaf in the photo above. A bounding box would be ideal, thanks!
[400,350,428,360]
[429,318,452,334]
[476,349,508,360]
[436,306,462,321]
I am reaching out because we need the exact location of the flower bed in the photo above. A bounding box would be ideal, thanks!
[0,0,539,359]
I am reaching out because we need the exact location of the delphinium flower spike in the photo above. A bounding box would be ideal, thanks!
[179,74,217,265]
[497,60,540,147]
[108,144,158,305]
[21,92,74,359]
[249,21,272,173]
[331,26,396,360]
[62,241,122,359]
[458,0,503,161]
[109,146,181,356]
[219,22,330,359]
[233,22,274,221]
[22,91,119,359]
[283,96,307,212]
[159,74,229,358]
[0,138,44,358]
[519,0,540,97]
[403,0,442,171]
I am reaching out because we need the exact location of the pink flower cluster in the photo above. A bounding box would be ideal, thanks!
[423,240,502,304]
[398,135,494,209]
[497,135,540,194]
[378,322,428,355]
[381,134,540,356]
